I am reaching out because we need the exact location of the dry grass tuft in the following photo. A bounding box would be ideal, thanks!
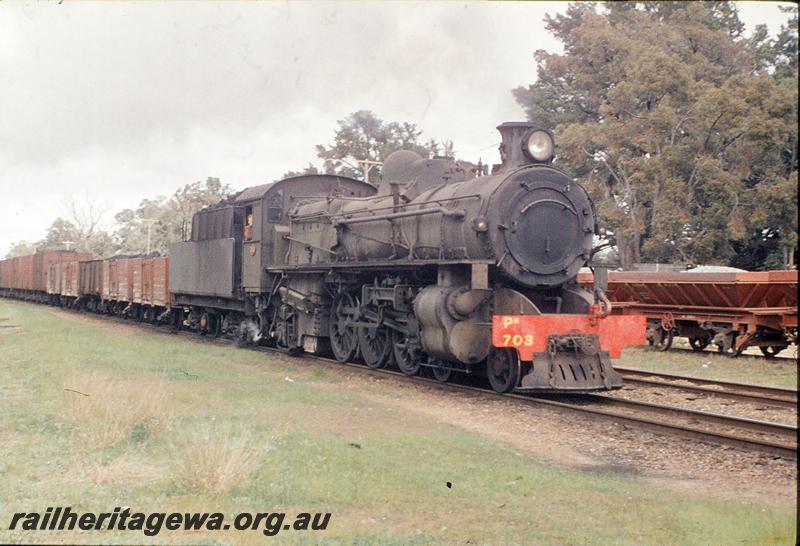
[68,451,166,487]
[170,425,267,495]
[64,373,171,449]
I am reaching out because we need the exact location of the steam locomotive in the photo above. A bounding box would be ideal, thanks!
[0,122,645,392]
[169,121,645,392]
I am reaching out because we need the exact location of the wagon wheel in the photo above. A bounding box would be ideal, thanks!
[357,323,392,369]
[487,347,520,393]
[649,327,673,351]
[329,292,359,362]
[199,312,210,336]
[431,361,453,383]
[174,309,184,331]
[760,346,783,358]
[689,337,710,352]
[715,333,737,356]
[393,330,421,376]
[220,316,231,338]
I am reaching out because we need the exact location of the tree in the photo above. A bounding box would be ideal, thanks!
[5,241,38,258]
[313,110,454,185]
[514,2,798,269]
[281,163,320,179]
[34,197,115,257]
[113,197,169,255]
[113,177,232,255]
[41,218,81,250]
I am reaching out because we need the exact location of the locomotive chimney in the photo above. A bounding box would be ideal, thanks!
[495,121,554,172]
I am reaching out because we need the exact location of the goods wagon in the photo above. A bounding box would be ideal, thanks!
[0,251,90,302]
[35,251,90,293]
[78,259,105,311]
[131,256,171,321]
[96,256,171,320]
[47,258,85,305]
[104,257,136,304]
[578,270,798,357]
[16,254,34,292]
[0,259,12,290]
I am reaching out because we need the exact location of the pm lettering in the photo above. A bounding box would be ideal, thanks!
[502,316,520,328]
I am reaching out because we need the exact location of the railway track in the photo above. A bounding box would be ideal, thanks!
[159,323,799,460]
[11,302,800,460]
[616,367,798,409]
[569,393,797,459]
[297,355,798,459]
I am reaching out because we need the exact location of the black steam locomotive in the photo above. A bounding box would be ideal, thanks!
[170,122,644,392]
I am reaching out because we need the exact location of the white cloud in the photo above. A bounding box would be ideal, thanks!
[0,1,793,254]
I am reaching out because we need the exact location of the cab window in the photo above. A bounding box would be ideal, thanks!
[244,206,254,241]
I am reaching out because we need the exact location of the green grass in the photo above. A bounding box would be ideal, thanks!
[616,346,798,389]
[0,300,796,545]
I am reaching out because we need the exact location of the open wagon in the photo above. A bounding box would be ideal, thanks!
[579,270,798,357]
[131,256,171,321]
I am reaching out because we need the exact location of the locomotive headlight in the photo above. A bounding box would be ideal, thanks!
[525,130,554,162]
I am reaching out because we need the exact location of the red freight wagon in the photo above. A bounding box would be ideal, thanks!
[16,254,34,291]
[47,256,88,305]
[102,259,121,302]
[46,262,61,295]
[131,257,171,308]
[75,259,105,312]
[63,260,81,297]
[126,258,142,304]
[579,270,798,357]
[102,257,137,302]
[0,251,92,302]
[101,257,135,314]
[118,258,136,303]
[101,257,137,304]
[99,256,170,320]
[129,256,171,321]
[0,259,12,290]
[33,251,91,294]
[151,257,170,308]
[79,259,104,297]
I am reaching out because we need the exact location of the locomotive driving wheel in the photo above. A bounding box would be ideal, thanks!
[487,347,520,393]
[329,292,359,362]
[357,323,392,369]
[431,360,453,383]
[393,330,421,376]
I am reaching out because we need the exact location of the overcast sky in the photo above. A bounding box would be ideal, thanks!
[0,1,794,255]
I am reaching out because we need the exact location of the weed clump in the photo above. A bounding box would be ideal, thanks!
[64,373,170,449]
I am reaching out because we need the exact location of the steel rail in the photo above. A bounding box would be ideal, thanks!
[581,393,797,440]
[7,300,799,460]
[289,353,798,460]
[161,325,798,459]
[616,367,798,408]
